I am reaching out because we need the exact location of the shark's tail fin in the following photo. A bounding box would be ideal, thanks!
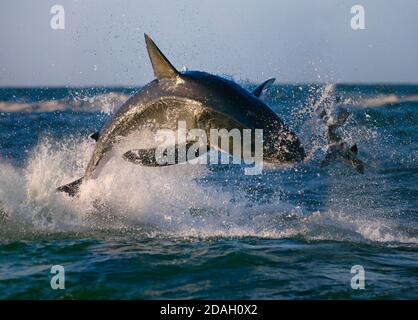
[57,177,84,197]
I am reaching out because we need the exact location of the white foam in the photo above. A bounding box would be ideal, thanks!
[0,132,416,246]
[0,92,129,113]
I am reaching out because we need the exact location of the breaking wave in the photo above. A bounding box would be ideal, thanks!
[357,94,418,108]
[0,92,129,113]
[0,134,416,246]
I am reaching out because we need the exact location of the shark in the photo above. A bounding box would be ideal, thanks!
[57,34,306,196]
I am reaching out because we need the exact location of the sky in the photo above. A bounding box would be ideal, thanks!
[0,0,418,86]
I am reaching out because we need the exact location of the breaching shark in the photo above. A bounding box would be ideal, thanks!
[57,34,306,196]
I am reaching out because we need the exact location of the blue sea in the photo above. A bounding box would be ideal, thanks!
[0,84,417,299]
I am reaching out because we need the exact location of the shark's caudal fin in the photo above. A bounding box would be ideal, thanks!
[252,78,275,97]
[56,177,84,197]
[90,132,100,141]
[144,34,180,80]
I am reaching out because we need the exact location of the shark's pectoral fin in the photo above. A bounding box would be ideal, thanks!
[90,132,100,141]
[144,34,180,80]
[123,148,163,166]
[57,177,84,197]
[252,78,276,98]
[123,142,209,167]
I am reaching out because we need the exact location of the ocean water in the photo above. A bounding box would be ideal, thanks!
[0,84,417,299]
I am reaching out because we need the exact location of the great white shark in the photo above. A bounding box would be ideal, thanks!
[58,34,307,196]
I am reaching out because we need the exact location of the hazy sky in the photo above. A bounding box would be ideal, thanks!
[1,0,417,86]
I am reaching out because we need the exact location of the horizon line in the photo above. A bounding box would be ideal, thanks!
[1,81,418,89]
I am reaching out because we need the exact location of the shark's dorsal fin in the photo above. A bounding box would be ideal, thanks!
[253,78,275,97]
[144,34,180,80]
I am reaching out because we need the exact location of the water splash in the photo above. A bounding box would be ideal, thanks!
[0,133,416,245]
[0,84,417,245]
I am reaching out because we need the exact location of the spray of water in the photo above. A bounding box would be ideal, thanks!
[0,86,416,245]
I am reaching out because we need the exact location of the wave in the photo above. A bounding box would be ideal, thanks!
[1,85,417,113]
[356,94,418,108]
[0,135,416,246]
[0,92,129,113]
